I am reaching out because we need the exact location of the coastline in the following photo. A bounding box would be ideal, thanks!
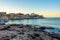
[0,24,60,40]
[8,17,44,20]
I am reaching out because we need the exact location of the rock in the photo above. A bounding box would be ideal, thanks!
[29,34,36,39]
[0,25,10,30]
[9,24,20,26]
[50,34,60,39]
[0,24,60,40]
[46,27,54,29]
[25,25,32,27]
[2,36,10,40]
[34,33,39,37]
[39,27,46,30]
[0,30,17,40]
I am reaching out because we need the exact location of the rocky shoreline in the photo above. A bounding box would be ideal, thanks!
[0,24,60,40]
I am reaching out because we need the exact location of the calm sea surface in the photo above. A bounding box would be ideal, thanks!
[6,18,60,28]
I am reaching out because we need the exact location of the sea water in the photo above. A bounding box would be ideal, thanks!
[6,18,60,28]
[5,18,60,34]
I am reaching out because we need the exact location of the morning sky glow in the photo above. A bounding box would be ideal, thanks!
[0,0,60,17]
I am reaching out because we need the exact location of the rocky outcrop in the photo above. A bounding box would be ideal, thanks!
[0,24,60,40]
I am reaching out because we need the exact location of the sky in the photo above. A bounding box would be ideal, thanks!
[0,0,60,17]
